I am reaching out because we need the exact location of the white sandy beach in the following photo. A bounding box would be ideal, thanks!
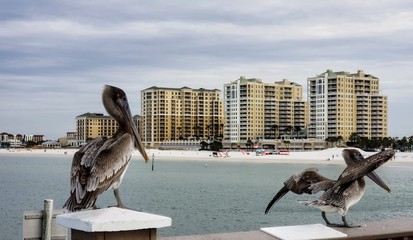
[1,147,412,166]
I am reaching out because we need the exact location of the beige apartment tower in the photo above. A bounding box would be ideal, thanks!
[266,79,307,139]
[307,69,388,141]
[224,77,307,144]
[76,112,141,143]
[141,86,224,146]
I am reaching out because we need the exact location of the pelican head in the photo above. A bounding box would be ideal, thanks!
[102,85,149,162]
[342,149,364,166]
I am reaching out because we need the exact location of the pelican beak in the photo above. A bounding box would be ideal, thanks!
[119,99,149,163]
[131,121,149,163]
[366,171,391,193]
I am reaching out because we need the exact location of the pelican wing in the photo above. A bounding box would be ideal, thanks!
[86,133,134,192]
[288,168,333,194]
[309,179,336,194]
[69,137,107,192]
[64,137,108,211]
[265,168,334,214]
[64,134,134,211]
[332,149,395,190]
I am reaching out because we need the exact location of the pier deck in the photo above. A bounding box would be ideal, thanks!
[159,218,413,240]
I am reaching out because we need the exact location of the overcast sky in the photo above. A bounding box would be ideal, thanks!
[1,0,412,139]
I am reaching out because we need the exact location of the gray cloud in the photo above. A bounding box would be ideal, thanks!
[1,0,412,138]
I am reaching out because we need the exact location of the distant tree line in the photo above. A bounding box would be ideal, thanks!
[326,132,413,152]
[200,139,223,152]
[198,131,413,152]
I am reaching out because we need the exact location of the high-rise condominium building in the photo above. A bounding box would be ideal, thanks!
[224,77,307,144]
[76,112,141,143]
[266,79,307,139]
[307,69,388,141]
[141,86,224,146]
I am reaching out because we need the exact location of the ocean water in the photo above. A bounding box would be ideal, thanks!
[1,154,412,239]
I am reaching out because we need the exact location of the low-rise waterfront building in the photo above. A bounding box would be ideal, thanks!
[32,135,45,143]
[1,132,9,142]
[4,139,22,148]
[1,132,45,147]
[42,140,61,149]
[158,140,201,151]
[58,132,79,147]
[75,112,142,144]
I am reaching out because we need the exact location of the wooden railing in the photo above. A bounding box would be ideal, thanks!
[159,218,413,240]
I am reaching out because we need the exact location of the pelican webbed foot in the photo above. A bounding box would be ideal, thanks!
[341,216,361,228]
[322,212,361,228]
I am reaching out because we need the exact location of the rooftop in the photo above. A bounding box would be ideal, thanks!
[228,76,263,85]
[142,86,221,92]
[315,69,379,79]
[273,79,302,87]
[76,112,110,118]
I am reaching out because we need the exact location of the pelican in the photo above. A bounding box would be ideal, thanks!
[63,85,149,211]
[265,149,394,227]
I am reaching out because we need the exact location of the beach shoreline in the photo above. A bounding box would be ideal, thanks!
[1,147,412,166]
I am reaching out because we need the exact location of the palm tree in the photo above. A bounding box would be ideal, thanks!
[271,124,279,139]
[200,140,209,150]
[397,137,409,151]
[325,137,337,148]
[210,140,222,151]
[177,127,183,140]
[246,138,253,151]
[219,123,224,138]
[381,137,392,149]
[282,140,290,150]
[390,137,397,149]
[349,132,359,142]
[284,126,293,137]
[193,125,202,140]
[207,123,220,140]
[206,124,212,139]
[359,136,369,149]
[409,137,413,151]
[293,126,301,138]
[337,135,344,147]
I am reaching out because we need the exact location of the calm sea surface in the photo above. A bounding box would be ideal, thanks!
[1,154,413,239]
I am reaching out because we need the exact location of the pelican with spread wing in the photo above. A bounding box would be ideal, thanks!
[265,149,394,227]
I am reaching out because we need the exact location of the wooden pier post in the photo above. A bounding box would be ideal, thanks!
[42,199,53,240]
[152,153,155,171]
[56,207,171,240]
[23,199,67,240]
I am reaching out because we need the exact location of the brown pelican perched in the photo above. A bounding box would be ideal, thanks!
[63,85,149,211]
[265,149,395,227]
